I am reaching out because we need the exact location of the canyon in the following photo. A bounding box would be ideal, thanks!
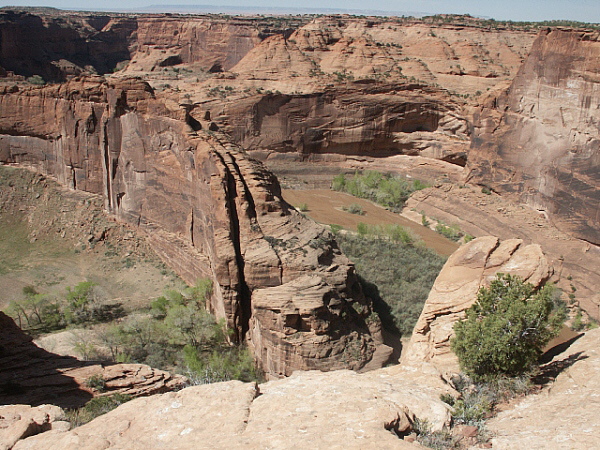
[0,8,599,448]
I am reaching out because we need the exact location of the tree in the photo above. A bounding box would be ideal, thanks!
[451,273,565,380]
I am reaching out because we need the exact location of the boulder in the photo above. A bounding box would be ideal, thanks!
[401,236,552,373]
[0,404,67,450]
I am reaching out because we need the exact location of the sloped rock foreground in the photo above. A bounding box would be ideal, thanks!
[12,365,453,450]
[489,328,600,449]
[8,329,600,449]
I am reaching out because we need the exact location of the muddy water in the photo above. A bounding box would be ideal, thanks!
[282,189,459,256]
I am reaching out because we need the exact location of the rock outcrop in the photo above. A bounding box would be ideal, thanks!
[221,84,470,163]
[0,312,186,409]
[402,236,552,373]
[469,29,600,245]
[0,77,383,377]
[403,183,600,319]
[12,365,455,449]
[0,10,137,81]
[0,404,69,450]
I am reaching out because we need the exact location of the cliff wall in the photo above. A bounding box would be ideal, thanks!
[0,77,383,378]
[0,11,137,80]
[469,29,600,244]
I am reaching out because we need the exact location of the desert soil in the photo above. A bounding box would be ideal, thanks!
[282,188,459,256]
[0,166,184,311]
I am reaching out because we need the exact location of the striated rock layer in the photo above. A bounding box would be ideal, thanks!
[402,236,552,373]
[469,29,600,244]
[0,77,383,377]
[221,84,470,164]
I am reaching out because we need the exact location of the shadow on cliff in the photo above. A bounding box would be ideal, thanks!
[533,331,587,387]
[0,312,93,409]
[358,275,403,363]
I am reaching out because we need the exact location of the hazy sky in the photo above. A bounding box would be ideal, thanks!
[0,1,598,22]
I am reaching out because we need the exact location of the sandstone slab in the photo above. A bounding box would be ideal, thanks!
[488,328,600,449]
[14,365,457,449]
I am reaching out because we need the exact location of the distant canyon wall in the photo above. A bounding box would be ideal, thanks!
[469,29,600,244]
[0,77,382,378]
[219,84,470,164]
[0,11,296,80]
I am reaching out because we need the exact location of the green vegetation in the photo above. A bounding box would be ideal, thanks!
[434,222,463,242]
[415,373,533,447]
[336,231,446,335]
[295,203,309,212]
[27,75,45,85]
[332,171,428,212]
[207,85,235,98]
[98,279,259,384]
[4,279,259,385]
[452,274,566,381]
[5,282,124,335]
[66,394,132,427]
[341,203,364,215]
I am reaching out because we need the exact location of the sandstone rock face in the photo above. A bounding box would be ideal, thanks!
[469,29,600,244]
[403,183,600,320]
[0,404,68,450]
[125,17,264,74]
[13,366,455,449]
[0,312,186,409]
[488,328,600,449]
[402,236,552,373]
[0,10,137,81]
[221,85,470,164]
[0,77,382,377]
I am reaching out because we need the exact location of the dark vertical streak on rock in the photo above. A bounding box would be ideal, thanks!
[212,148,251,342]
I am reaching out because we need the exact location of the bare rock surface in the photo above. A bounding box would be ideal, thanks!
[401,236,551,373]
[488,328,600,449]
[14,365,457,449]
[0,404,68,450]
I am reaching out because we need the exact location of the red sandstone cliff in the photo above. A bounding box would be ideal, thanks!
[0,77,383,377]
[468,29,600,244]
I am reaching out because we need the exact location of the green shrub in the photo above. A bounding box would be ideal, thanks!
[357,222,369,236]
[451,274,566,381]
[342,203,364,215]
[336,233,445,335]
[296,203,309,212]
[27,75,45,85]
[329,224,343,235]
[66,394,132,427]
[85,374,106,392]
[331,171,428,212]
[434,223,463,242]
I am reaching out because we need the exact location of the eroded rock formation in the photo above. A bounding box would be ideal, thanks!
[469,29,600,245]
[402,236,552,373]
[220,85,469,164]
[0,77,383,377]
